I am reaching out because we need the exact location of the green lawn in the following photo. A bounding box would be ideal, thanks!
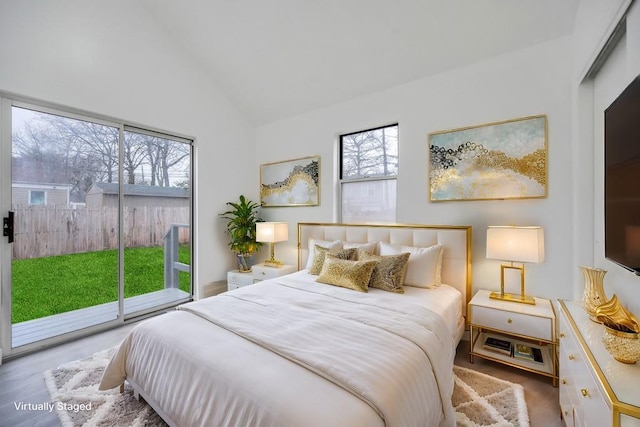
[11,245,190,323]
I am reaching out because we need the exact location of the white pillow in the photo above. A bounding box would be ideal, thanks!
[305,239,342,269]
[342,241,378,255]
[379,242,443,288]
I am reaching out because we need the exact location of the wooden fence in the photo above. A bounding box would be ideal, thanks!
[12,205,190,260]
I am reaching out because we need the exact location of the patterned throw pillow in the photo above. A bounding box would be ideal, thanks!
[304,239,342,269]
[308,245,357,275]
[315,255,378,292]
[379,242,443,288]
[358,251,410,293]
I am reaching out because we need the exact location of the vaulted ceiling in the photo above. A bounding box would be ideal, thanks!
[140,1,579,125]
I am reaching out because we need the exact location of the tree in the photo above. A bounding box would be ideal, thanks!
[342,125,398,179]
[123,132,149,184]
[11,108,191,203]
[144,136,190,187]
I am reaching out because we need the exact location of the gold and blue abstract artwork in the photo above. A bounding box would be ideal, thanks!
[260,155,320,207]
[428,115,547,201]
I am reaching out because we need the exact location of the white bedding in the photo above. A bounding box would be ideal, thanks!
[361,274,463,341]
[100,271,460,427]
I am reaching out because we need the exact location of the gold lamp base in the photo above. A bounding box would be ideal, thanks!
[264,258,283,267]
[490,263,536,305]
[263,242,283,267]
[489,291,536,305]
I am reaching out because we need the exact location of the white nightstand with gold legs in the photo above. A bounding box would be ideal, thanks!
[468,289,558,386]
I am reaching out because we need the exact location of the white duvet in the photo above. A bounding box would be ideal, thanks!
[100,271,457,427]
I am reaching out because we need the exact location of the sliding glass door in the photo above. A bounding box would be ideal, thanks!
[9,105,121,347]
[122,128,192,316]
[1,99,193,356]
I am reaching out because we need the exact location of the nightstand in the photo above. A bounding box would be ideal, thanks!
[227,270,254,291]
[227,264,296,291]
[468,289,558,385]
[251,264,296,281]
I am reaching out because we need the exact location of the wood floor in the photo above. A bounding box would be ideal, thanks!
[0,324,563,427]
[0,323,137,427]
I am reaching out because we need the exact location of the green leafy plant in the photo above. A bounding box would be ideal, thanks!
[220,195,263,255]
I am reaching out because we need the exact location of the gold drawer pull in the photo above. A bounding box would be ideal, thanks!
[581,389,589,397]
[568,354,575,360]
[562,379,567,385]
[507,318,513,324]
[560,333,565,338]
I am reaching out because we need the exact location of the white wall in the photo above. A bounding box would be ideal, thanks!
[256,37,575,300]
[0,1,256,299]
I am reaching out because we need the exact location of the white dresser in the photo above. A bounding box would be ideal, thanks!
[558,300,640,427]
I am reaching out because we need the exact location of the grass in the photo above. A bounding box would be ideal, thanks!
[11,245,190,323]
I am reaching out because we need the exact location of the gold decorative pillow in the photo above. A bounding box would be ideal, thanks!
[358,251,410,293]
[308,245,357,275]
[316,255,377,292]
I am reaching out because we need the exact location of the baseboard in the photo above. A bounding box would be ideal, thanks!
[203,280,227,298]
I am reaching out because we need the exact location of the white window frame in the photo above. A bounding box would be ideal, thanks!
[339,124,398,224]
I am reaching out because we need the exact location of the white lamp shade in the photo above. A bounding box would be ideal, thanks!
[256,222,289,243]
[486,226,544,263]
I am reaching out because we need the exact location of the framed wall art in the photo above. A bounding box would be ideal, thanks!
[260,155,320,207]
[428,115,547,202]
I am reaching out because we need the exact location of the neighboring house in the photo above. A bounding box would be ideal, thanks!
[85,183,189,209]
[11,182,71,207]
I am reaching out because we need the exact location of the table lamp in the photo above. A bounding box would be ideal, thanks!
[256,222,288,267]
[486,225,544,305]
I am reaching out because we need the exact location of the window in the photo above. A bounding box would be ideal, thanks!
[340,124,398,223]
[29,190,45,205]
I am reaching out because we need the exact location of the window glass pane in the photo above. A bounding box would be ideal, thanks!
[341,180,396,224]
[341,125,398,179]
[11,106,120,345]
[122,130,191,315]
[29,190,45,205]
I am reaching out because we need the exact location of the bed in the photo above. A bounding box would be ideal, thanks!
[99,223,472,427]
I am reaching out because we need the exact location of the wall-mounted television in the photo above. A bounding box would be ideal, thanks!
[605,74,640,275]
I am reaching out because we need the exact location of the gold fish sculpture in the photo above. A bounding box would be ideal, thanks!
[595,294,640,334]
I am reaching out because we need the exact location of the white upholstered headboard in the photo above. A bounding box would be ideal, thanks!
[297,222,472,318]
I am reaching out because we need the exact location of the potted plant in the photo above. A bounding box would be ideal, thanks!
[220,195,263,272]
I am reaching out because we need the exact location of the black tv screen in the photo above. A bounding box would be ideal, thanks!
[605,74,640,275]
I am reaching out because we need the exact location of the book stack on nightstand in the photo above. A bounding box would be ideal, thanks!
[482,336,512,356]
[513,343,543,363]
[468,289,558,386]
[227,264,296,292]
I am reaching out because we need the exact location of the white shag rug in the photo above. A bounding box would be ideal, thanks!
[453,365,529,427]
[44,348,529,427]
[43,347,167,427]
